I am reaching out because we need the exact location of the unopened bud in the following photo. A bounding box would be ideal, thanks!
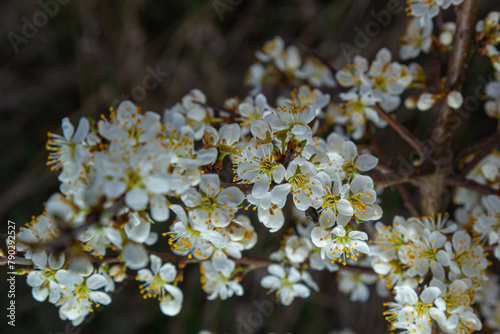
[447,91,463,109]
[417,93,436,111]
[404,95,419,110]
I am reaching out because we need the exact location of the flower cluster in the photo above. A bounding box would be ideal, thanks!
[373,214,488,333]
[335,48,413,138]
[11,12,500,332]
[453,152,500,224]
[19,71,385,322]
[246,36,336,95]
[407,0,464,22]
[476,12,500,71]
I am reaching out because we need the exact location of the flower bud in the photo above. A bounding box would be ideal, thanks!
[439,22,456,46]
[218,123,241,156]
[447,91,463,109]
[417,93,436,111]
[203,126,219,149]
[404,95,419,109]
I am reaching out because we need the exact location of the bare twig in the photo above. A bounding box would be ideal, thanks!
[446,175,499,195]
[0,256,34,266]
[455,132,500,162]
[396,184,419,217]
[375,105,427,160]
[459,148,495,177]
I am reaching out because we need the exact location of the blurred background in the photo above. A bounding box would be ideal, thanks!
[1,0,500,333]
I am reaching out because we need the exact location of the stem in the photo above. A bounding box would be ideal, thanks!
[0,256,34,266]
[420,0,479,214]
[374,105,427,160]
[446,176,499,195]
[455,132,500,163]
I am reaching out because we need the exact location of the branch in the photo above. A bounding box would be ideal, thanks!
[396,184,419,217]
[455,132,500,177]
[4,251,375,275]
[0,256,34,266]
[432,0,480,158]
[446,175,499,195]
[374,105,427,160]
[371,162,434,189]
[459,148,494,177]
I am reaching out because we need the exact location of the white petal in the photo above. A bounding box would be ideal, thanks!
[357,154,378,171]
[311,227,332,247]
[86,274,107,290]
[32,250,48,268]
[150,254,162,274]
[268,264,286,278]
[125,188,149,211]
[27,271,44,287]
[159,263,177,283]
[292,283,310,298]
[61,117,75,140]
[420,286,441,304]
[161,285,183,316]
[122,243,149,269]
[252,175,270,198]
[337,199,354,216]
[48,253,65,270]
[32,286,49,302]
[73,117,90,143]
[89,291,111,305]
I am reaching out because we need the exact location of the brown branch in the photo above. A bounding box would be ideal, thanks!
[432,0,479,158]
[0,256,34,266]
[459,148,494,177]
[455,132,500,162]
[446,175,499,195]
[5,250,375,275]
[21,197,126,254]
[419,0,479,215]
[396,184,419,217]
[371,162,434,189]
[455,132,500,177]
[375,105,427,160]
